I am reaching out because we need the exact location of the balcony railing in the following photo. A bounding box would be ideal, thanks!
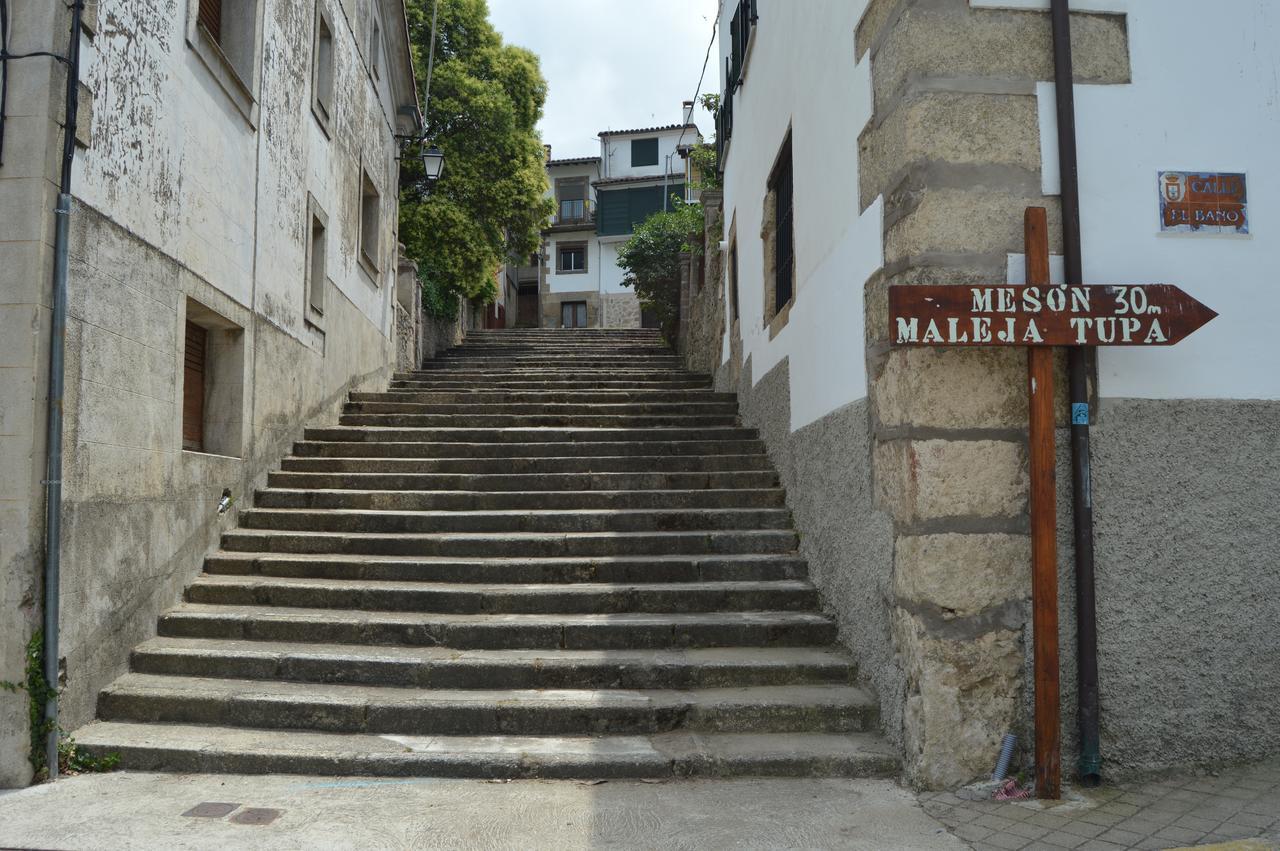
[553,198,594,226]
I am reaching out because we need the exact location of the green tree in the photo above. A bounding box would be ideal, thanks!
[615,198,704,341]
[401,0,553,318]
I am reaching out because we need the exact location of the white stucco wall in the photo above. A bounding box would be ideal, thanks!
[1032,1,1280,401]
[73,0,401,344]
[601,129,698,181]
[717,0,882,430]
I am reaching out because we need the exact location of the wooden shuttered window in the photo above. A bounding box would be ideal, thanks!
[183,321,207,452]
[198,0,222,43]
[770,135,794,313]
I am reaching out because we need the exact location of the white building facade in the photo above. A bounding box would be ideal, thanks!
[690,0,1280,788]
[531,108,701,328]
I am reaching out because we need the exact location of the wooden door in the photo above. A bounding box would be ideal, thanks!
[183,321,206,452]
[517,286,538,327]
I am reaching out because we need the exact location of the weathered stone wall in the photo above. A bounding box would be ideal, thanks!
[678,191,726,377]
[0,0,64,788]
[601,293,641,329]
[0,0,414,786]
[857,0,1131,788]
[51,204,396,736]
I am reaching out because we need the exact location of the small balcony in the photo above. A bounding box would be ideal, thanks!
[552,198,594,227]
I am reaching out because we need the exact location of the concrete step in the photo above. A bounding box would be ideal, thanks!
[280,454,771,474]
[71,722,899,779]
[343,401,738,416]
[268,470,778,492]
[337,414,739,429]
[254,487,786,511]
[97,674,877,735]
[303,426,759,444]
[184,576,820,614]
[219,528,799,558]
[289,438,768,459]
[129,638,855,689]
[202,552,811,584]
[157,605,837,649]
[390,379,713,391]
[353,390,737,404]
[235,507,794,535]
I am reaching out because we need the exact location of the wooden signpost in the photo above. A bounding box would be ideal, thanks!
[889,207,1218,799]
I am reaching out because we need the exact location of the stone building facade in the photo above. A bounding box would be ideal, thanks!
[519,109,701,329]
[688,0,1280,788]
[0,0,419,786]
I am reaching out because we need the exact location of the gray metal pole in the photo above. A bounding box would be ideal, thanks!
[43,0,85,780]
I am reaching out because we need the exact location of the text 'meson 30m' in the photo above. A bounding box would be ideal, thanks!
[889,285,1219,348]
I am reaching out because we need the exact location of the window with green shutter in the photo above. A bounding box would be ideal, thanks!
[631,138,659,167]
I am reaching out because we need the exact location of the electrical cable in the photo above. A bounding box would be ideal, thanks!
[675,6,722,153]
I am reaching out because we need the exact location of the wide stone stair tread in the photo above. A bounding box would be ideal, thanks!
[129,637,857,688]
[75,328,896,778]
[235,506,795,534]
[202,551,812,583]
[72,722,897,779]
[183,575,820,613]
[97,673,878,735]
[252,487,786,510]
[158,604,839,651]
[217,527,801,558]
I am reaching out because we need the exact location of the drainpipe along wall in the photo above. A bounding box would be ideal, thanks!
[1049,0,1103,787]
[42,0,84,780]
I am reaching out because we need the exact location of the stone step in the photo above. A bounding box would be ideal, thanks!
[129,639,855,689]
[303,426,758,444]
[390,379,712,391]
[425,356,686,365]
[97,674,877,735]
[202,552,811,584]
[267,471,779,494]
[337,413,739,429]
[353,390,737,404]
[71,722,899,779]
[157,605,837,649]
[289,438,767,459]
[235,507,794,535]
[254,487,786,511]
[219,528,799,558]
[343,401,739,416]
[396,369,697,380]
[184,576,819,614]
[276,459,772,479]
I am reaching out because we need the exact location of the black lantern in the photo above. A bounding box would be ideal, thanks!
[421,145,445,185]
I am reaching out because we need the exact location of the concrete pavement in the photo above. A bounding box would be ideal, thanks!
[0,773,965,850]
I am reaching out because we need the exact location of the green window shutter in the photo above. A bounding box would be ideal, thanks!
[631,138,659,167]
[597,185,688,236]
[597,190,631,236]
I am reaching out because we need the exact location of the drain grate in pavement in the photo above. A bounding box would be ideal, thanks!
[181,802,241,819]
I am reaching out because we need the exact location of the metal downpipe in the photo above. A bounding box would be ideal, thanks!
[1049,0,1103,786]
[43,0,84,780]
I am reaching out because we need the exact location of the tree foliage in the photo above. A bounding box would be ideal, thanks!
[616,199,704,340]
[400,0,553,317]
[688,93,721,190]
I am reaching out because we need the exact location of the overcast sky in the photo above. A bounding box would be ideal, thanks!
[487,0,720,160]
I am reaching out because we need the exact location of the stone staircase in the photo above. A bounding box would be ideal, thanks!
[74,328,898,779]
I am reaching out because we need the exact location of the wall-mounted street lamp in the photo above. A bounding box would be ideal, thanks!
[421,144,445,185]
[397,137,445,198]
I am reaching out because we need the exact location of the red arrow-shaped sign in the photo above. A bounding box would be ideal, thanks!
[889,284,1218,347]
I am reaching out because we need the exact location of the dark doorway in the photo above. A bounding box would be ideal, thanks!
[640,305,661,329]
[517,284,539,327]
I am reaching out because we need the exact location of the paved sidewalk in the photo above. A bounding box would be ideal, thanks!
[920,761,1280,851]
[0,773,964,850]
